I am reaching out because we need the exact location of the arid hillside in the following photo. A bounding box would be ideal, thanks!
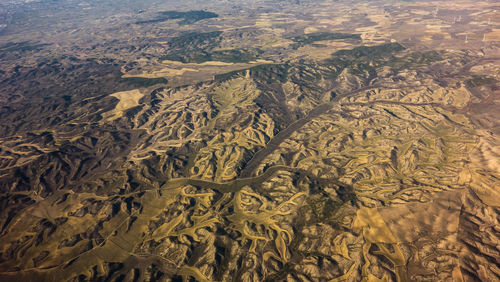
[0,0,499,281]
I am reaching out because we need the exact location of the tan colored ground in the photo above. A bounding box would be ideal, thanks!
[103,89,144,121]
[485,29,500,41]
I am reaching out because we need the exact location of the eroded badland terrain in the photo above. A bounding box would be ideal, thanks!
[0,0,499,281]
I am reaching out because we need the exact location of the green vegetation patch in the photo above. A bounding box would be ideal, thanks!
[159,31,263,63]
[325,42,406,75]
[388,50,444,70]
[167,31,223,51]
[161,48,263,64]
[289,32,361,48]
[159,31,222,63]
[135,10,218,25]
[332,42,405,59]
[208,48,264,63]
[120,77,168,87]
[0,41,49,54]
[465,75,497,88]
[214,63,290,83]
[330,44,445,74]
